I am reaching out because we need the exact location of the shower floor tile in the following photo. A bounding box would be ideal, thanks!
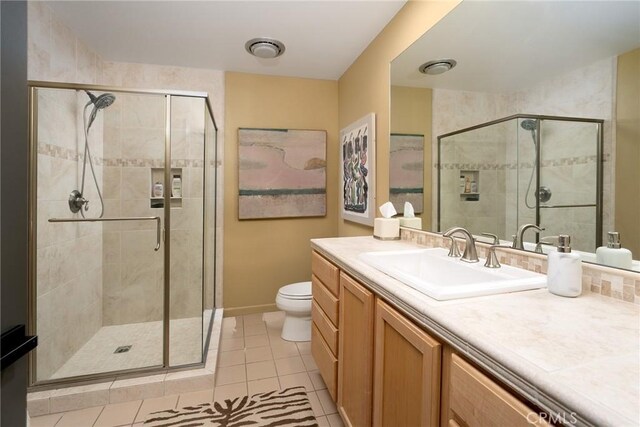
[51,314,210,380]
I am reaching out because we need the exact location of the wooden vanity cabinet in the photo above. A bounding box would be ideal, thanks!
[442,348,551,427]
[311,249,550,427]
[373,299,442,427]
[338,272,375,427]
[310,251,340,400]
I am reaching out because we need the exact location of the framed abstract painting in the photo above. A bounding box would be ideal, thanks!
[340,113,376,226]
[238,128,327,219]
[389,133,423,214]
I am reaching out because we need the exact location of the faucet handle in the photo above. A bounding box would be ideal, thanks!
[447,236,462,258]
[481,233,499,245]
[484,245,503,268]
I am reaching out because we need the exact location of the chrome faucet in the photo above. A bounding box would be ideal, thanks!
[443,227,478,263]
[512,224,545,250]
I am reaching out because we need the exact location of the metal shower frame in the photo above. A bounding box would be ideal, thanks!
[26,81,219,389]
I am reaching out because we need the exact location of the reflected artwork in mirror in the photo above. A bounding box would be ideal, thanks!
[389,1,639,271]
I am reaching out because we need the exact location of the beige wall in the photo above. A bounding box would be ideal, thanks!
[224,72,339,315]
[337,0,460,236]
[615,48,640,256]
[390,85,432,228]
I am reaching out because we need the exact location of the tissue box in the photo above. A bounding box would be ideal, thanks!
[399,217,422,229]
[374,218,400,240]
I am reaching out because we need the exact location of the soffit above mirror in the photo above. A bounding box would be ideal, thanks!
[391,1,640,92]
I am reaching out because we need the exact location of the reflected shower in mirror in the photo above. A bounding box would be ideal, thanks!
[438,114,602,254]
[389,0,639,271]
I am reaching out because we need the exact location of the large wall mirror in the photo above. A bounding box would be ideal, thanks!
[389,1,639,272]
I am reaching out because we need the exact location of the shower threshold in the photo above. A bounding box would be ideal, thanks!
[27,309,222,417]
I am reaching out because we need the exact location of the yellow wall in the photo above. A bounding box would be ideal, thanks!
[337,0,461,236]
[390,85,433,228]
[615,48,640,256]
[224,73,339,315]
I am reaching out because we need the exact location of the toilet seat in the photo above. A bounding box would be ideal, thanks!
[277,281,312,300]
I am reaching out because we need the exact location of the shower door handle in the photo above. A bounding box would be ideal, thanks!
[48,216,162,251]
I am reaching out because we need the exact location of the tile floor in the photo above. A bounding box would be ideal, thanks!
[29,311,344,427]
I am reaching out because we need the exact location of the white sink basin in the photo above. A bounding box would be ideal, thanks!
[359,247,546,301]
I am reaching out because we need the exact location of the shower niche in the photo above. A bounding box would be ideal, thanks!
[28,82,218,386]
[459,169,480,201]
[150,167,182,208]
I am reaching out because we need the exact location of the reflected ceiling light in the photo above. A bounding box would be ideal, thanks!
[419,59,457,75]
[245,38,286,59]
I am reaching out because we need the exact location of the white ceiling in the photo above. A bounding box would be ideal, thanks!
[391,1,640,92]
[46,0,406,80]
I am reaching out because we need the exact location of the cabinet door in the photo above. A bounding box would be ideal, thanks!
[373,299,441,427]
[338,272,375,427]
[446,353,550,427]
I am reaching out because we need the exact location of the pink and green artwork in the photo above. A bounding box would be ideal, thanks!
[238,128,327,219]
[389,133,424,214]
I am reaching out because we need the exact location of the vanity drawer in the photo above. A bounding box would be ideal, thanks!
[312,275,339,326]
[449,353,549,426]
[312,251,339,296]
[312,300,338,355]
[311,323,338,401]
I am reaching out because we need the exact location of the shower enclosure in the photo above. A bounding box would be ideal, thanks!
[438,114,603,252]
[28,82,218,386]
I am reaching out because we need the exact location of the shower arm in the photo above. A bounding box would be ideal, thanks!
[48,216,162,251]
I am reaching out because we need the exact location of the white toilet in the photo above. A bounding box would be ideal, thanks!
[275,281,312,342]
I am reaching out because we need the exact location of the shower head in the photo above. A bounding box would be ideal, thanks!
[86,90,115,110]
[520,119,537,131]
[85,90,115,130]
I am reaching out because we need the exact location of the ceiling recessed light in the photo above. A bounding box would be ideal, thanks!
[419,59,457,75]
[245,38,286,59]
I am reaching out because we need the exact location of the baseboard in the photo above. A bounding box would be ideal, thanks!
[223,303,278,318]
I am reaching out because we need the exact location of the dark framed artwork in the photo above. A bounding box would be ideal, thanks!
[340,113,376,226]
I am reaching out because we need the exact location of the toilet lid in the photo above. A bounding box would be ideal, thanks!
[279,281,312,299]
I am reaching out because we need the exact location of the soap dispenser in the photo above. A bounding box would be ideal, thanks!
[596,232,632,269]
[547,234,582,298]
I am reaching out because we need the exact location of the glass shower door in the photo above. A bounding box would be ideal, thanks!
[168,95,205,366]
[34,87,167,381]
[538,119,600,252]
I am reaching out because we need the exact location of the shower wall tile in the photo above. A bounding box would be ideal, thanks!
[27,1,51,82]
[121,94,166,129]
[76,39,97,84]
[120,168,150,201]
[49,17,77,82]
[120,128,165,160]
[28,1,104,84]
[102,167,121,200]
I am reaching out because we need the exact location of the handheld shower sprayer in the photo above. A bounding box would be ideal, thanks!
[85,90,116,131]
[69,90,116,217]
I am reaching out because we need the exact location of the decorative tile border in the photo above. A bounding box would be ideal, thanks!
[437,155,599,171]
[400,227,640,305]
[38,143,103,165]
[38,143,204,168]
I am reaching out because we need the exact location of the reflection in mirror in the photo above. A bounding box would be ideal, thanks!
[389,1,639,271]
[438,114,602,253]
[390,134,423,215]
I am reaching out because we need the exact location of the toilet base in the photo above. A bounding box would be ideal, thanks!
[281,315,311,342]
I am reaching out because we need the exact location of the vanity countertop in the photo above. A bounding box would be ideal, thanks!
[311,236,640,427]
